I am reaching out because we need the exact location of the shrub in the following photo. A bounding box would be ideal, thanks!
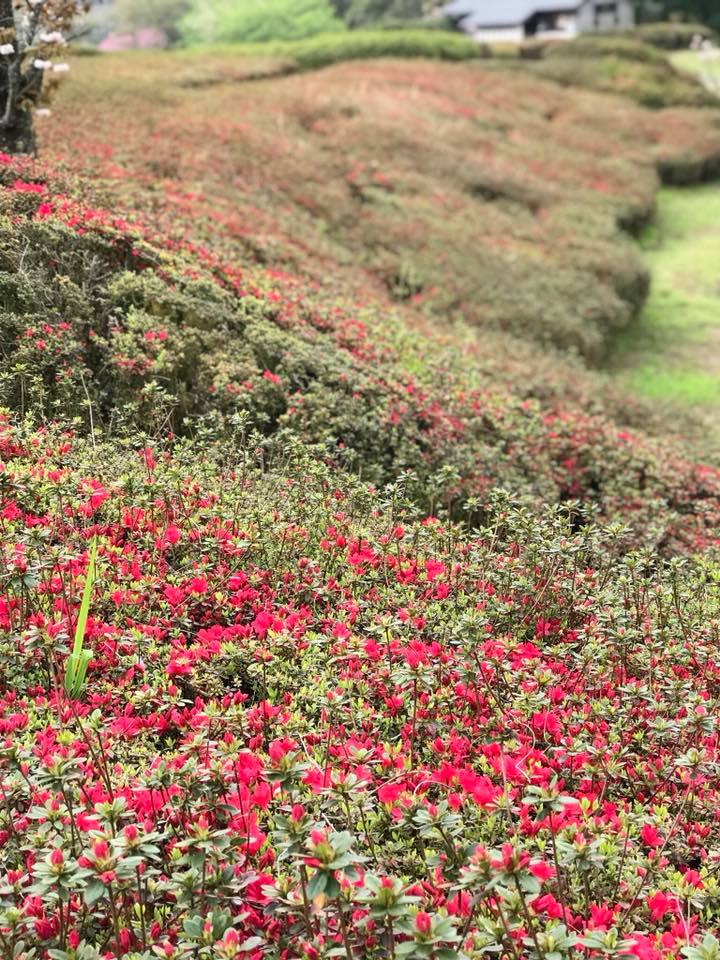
[3,48,720,959]
[2,426,720,956]
[265,29,488,68]
[632,20,719,49]
[1,158,720,551]
[43,53,720,361]
[544,34,670,64]
[335,0,436,28]
[527,53,718,108]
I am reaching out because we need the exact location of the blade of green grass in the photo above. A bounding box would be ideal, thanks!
[64,538,97,698]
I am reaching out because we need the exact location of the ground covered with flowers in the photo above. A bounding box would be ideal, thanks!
[2,46,720,960]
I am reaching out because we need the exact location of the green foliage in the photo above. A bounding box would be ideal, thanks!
[635,1,720,31]
[330,0,436,28]
[528,41,717,107]
[64,539,97,699]
[545,35,669,64]
[179,29,487,65]
[0,170,715,545]
[266,28,487,67]
[180,0,344,44]
[632,21,719,48]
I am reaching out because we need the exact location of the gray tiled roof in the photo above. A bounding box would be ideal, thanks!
[442,0,580,27]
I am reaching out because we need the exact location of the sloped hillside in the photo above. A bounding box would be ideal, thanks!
[1,48,720,960]
[1,158,719,549]
[45,54,720,357]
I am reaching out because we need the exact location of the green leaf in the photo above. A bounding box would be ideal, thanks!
[306,870,328,899]
[239,937,265,952]
[73,537,97,658]
[211,909,233,939]
[396,942,429,957]
[83,878,106,906]
[183,915,204,938]
[63,538,97,698]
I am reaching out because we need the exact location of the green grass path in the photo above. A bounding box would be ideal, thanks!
[672,49,720,94]
[611,184,720,408]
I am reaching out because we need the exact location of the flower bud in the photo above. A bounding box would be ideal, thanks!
[414,911,432,937]
[49,848,63,868]
[93,839,109,859]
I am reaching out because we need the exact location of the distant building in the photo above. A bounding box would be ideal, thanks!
[442,0,635,43]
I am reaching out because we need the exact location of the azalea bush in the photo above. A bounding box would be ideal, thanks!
[1,422,720,959]
[40,52,720,359]
[528,49,717,109]
[0,157,720,550]
[0,36,718,960]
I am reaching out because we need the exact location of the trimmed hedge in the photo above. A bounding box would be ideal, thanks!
[196,29,490,69]
[528,47,717,108]
[544,35,669,64]
[269,29,490,68]
[632,21,719,50]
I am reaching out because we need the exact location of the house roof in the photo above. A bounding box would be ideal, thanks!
[442,0,580,27]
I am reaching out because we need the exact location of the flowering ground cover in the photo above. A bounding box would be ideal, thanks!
[42,54,720,358]
[2,416,720,960]
[1,47,720,960]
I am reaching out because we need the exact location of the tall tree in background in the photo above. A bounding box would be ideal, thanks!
[0,0,84,154]
[635,0,720,28]
[180,0,343,44]
[331,0,436,27]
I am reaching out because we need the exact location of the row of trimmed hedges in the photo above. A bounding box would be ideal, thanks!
[51,53,720,362]
[2,159,720,550]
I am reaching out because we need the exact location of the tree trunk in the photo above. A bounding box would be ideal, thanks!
[0,107,36,156]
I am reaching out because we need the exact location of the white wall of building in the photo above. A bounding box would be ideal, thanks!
[472,26,526,42]
[466,1,635,43]
[535,13,578,37]
[576,0,635,32]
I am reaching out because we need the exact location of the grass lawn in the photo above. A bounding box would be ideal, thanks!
[672,48,720,92]
[612,183,720,407]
